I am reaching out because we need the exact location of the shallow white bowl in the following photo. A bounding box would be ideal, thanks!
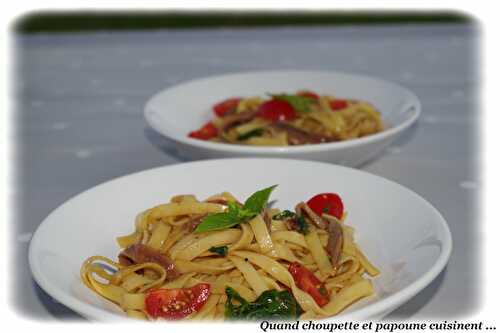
[29,159,451,321]
[145,71,420,166]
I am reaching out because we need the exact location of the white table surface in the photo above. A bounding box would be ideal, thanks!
[13,23,479,320]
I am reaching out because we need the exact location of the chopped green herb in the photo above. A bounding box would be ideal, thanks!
[237,128,264,141]
[296,215,309,235]
[272,210,297,220]
[272,210,309,235]
[195,185,277,233]
[225,287,302,320]
[271,94,316,113]
[209,245,228,257]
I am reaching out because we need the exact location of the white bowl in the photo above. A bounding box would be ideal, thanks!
[29,158,451,321]
[145,71,420,166]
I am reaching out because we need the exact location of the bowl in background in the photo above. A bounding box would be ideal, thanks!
[145,71,420,166]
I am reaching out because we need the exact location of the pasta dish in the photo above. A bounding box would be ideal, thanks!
[81,185,379,320]
[188,91,383,146]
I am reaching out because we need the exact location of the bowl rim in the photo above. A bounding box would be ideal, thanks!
[28,158,452,321]
[144,70,421,154]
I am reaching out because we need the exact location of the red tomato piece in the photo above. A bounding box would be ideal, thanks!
[213,98,241,117]
[298,91,320,101]
[288,262,329,307]
[188,122,218,140]
[145,283,211,320]
[306,193,344,219]
[329,99,348,111]
[258,100,296,122]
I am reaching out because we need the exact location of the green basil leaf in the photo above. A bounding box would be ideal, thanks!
[239,209,257,221]
[226,201,254,220]
[227,201,240,214]
[243,185,277,214]
[209,245,229,257]
[225,287,302,320]
[237,128,264,141]
[271,94,315,113]
[226,286,248,305]
[296,215,309,235]
[194,210,239,233]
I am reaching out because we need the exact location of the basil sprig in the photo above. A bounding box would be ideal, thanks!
[195,185,277,233]
[271,94,316,113]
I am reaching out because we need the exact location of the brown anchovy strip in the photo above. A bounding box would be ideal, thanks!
[295,202,328,230]
[293,202,344,267]
[205,196,243,206]
[118,243,180,281]
[205,198,230,205]
[322,214,344,268]
[284,218,301,233]
[220,110,260,132]
[262,208,273,231]
[270,123,336,145]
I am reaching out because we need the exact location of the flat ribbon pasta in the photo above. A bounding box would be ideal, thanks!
[81,190,378,321]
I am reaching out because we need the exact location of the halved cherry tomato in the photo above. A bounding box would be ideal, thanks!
[145,283,211,320]
[306,193,344,219]
[213,98,241,117]
[298,91,320,101]
[188,122,218,140]
[329,99,348,111]
[288,262,329,307]
[258,100,296,122]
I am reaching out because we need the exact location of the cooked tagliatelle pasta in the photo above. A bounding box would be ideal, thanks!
[188,91,384,146]
[81,186,379,321]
